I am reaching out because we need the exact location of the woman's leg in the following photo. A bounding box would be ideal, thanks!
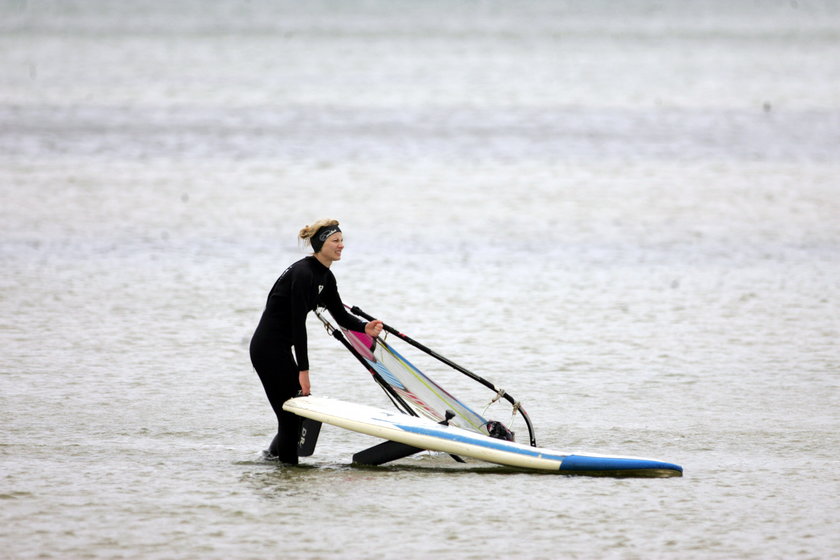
[250,338,302,464]
[268,410,303,464]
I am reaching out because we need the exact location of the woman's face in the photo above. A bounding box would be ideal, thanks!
[319,232,344,263]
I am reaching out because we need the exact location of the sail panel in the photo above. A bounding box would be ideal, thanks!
[344,329,490,435]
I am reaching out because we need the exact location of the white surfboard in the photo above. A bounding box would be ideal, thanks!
[283,396,682,477]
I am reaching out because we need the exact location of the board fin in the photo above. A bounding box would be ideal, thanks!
[297,418,322,457]
[352,409,466,465]
[353,440,423,465]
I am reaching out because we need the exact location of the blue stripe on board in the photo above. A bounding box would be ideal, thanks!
[559,455,683,474]
[392,422,568,462]
[392,422,682,473]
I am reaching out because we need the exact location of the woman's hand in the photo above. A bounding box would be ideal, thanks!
[365,320,384,338]
[299,370,311,396]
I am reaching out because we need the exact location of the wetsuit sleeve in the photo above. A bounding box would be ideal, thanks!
[322,273,368,333]
[289,269,313,372]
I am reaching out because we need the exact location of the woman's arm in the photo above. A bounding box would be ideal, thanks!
[289,270,313,372]
[299,370,311,396]
[322,273,372,334]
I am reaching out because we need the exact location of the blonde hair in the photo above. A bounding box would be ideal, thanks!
[298,219,340,249]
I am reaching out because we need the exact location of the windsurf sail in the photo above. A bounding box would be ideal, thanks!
[315,306,537,447]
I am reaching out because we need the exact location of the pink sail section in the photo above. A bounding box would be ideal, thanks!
[345,330,376,361]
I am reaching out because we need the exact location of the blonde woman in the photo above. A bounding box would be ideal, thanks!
[250,220,383,464]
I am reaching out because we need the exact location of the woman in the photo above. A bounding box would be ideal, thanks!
[250,219,383,464]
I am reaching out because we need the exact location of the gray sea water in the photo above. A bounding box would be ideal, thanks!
[2,0,839,558]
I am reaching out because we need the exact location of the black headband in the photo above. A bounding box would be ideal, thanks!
[311,225,341,253]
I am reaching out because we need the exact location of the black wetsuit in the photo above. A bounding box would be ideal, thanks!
[249,256,367,464]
